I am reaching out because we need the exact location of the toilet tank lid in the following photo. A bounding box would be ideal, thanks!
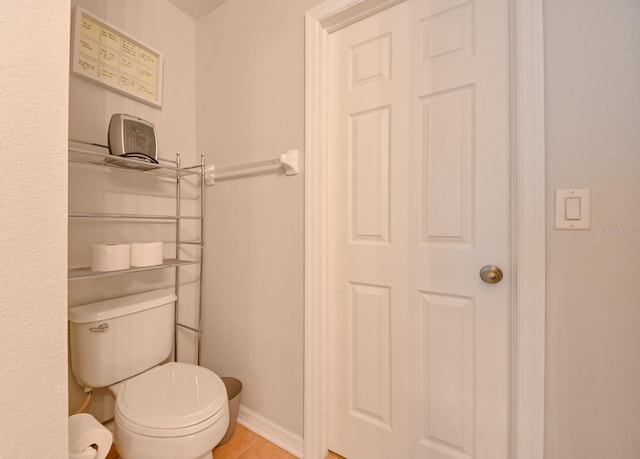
[69,289,177,324]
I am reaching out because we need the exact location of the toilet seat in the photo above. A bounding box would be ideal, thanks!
[114,362,228,437]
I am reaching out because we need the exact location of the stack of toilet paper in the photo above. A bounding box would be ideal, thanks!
[91,242,164,271]
[69,413,112,459]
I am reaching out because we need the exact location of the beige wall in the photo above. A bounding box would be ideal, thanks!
[544,0,640,458]
[0,0,70,457]
[69,0,197,157]
[198,0,640,455]
[67,0,199,273]
[68,0,200,421]
[196,0,323,439]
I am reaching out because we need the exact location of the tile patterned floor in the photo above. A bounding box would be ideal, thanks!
[106,423,345,459]
[213,424,344,458]
[212,424,296,459]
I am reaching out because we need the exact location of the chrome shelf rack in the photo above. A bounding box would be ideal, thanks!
[68,144,205,365]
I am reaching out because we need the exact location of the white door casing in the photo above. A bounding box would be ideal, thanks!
[328,0,510,457]
[304,0,546,458]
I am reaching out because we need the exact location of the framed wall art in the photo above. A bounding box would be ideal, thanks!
[71,7,164,108]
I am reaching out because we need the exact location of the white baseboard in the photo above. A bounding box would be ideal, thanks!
[237,404,304,458]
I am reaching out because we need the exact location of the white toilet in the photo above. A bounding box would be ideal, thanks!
[69,289,229,459]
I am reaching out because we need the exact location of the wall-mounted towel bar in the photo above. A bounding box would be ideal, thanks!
[205,149,299,185]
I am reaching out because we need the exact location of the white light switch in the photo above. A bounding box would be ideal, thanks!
[565,197,581,220]
[556,189,590,229]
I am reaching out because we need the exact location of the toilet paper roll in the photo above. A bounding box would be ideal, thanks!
[91,243,130,272]
[69,413,113,459]
[130,241,164,267]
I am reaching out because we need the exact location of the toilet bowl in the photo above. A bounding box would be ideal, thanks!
[111,362,229,459]
[68,290,230,459]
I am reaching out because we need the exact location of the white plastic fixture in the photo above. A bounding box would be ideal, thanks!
[555,188,591,229]
[205,149,299,185]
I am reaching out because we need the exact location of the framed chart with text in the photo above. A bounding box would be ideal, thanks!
[71,7,164,108]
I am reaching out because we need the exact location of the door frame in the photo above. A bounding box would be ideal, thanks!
[303,1,546,458]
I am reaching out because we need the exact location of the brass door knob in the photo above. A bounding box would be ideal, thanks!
[480,265,503,284]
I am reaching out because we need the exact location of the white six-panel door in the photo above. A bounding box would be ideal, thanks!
[327,0,511,457]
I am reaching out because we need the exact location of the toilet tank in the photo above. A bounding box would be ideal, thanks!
[68,289,176,389]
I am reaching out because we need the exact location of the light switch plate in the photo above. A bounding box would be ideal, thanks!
[555,189,590,229]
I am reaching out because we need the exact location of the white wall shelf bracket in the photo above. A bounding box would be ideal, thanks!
[281,149,299,176]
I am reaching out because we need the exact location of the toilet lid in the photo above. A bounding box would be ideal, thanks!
[115,362,227,434]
